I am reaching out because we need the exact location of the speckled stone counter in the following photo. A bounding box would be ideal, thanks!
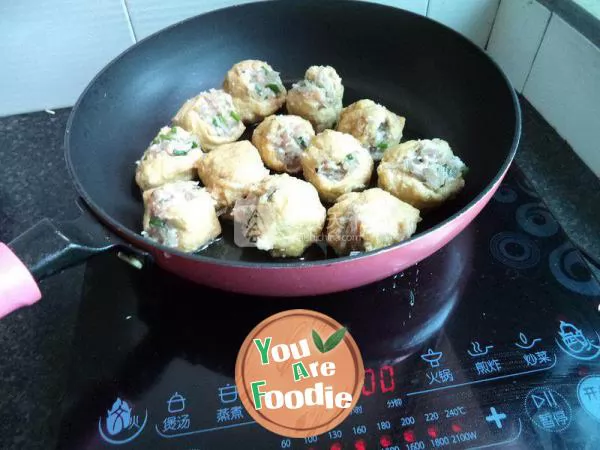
[516,98,600,279]
[0,108,84,449]
[0,98,598,449]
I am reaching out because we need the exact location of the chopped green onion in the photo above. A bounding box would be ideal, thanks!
[266,188,277,201]
[230,111,241,122]
[153,129,176,144]
[255,85,263,95]
[172,149,189,156]
[262,66,269,75]
[345,153,355,161]
[212,117,219,127]
[295,136,307,149]
[217,113,227,124]
[191,142,199,149]
[376,142,389,150]
[149,216,166,228]
[266,83,281,94]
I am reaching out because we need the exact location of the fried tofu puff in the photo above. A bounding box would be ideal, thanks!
[301,130,373,203]
[336,99,406,161]
[135,126,203,191]
[142,181,221,252]
[286,66,344,132]
[232,174,326,257]
[196,140,269,216]
[326,188,420,256]
[223,60,287,124]
[252,115,315,174]
[172,89,245,151]
[377,139,468,209]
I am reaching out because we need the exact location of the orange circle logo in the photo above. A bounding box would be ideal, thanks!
[235,309,364,438]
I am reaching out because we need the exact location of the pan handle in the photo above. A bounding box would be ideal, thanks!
[0,203,144,318]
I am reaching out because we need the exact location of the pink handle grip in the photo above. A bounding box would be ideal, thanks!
[0,243,42,318]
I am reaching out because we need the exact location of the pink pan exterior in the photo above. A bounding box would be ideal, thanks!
[0,243,42,317]
[151,170,507,296]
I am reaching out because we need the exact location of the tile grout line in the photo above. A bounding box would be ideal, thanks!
[484,0,503,50]
[522,11,553,93]
[120,0,138,43]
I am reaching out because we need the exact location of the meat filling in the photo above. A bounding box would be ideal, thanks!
[402,142,467,191]
[369,120,390,157]
[291,66,341,108]
[272,123,311,172]
[317,153,358,182]
[195,89,242,137]
[242,65,285,101]
[143,187,181,247]
[140,126,199,161]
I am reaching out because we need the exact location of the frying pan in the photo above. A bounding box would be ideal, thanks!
[0,0,520,317]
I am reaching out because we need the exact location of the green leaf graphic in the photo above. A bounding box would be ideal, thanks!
[323,327,347,353]
[312,329,325,353]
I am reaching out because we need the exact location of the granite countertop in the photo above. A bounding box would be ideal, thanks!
[0,98,599,449]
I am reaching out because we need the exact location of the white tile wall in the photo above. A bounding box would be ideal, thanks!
[0,0,134,117]
[427,0,500,48]
[523,14,600,177]
[0,0,490,117]
[124,0,264,40]
[2,0,599,178]
[572,0,600,21]
[487,0,551,92]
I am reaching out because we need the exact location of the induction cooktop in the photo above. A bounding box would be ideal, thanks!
[56,165,600,450]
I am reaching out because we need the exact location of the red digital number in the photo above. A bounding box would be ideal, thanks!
[379,365,395,393]
[362,368,376,396]
[362,365,396,396]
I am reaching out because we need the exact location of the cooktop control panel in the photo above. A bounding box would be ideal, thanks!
[62,314,600,450]
[57,169,600,450]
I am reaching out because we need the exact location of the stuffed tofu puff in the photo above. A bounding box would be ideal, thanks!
[136,59,466,259]
[142,181,221,252]
[301,130,373,203]
[326,188,420,256]
[252,114,315,174]
[135,126,203,191]
[232,174,326,257]
[223,60,287,124]
[336,99,406,161]
[378,138,468,209]
[197,140,269,215]
[173,89,245,150]
[286,65,344,132]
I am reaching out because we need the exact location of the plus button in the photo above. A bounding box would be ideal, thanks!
[485,407,507,429]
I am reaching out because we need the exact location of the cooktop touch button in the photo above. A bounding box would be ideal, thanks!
[485,407,507,429]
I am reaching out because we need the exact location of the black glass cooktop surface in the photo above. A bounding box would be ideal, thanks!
[56,166,600,450]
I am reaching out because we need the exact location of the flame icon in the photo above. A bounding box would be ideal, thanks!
[515,332,542,350]
[467,341,494,357]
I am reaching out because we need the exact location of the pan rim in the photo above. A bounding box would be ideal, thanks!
[64,0,521,269]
